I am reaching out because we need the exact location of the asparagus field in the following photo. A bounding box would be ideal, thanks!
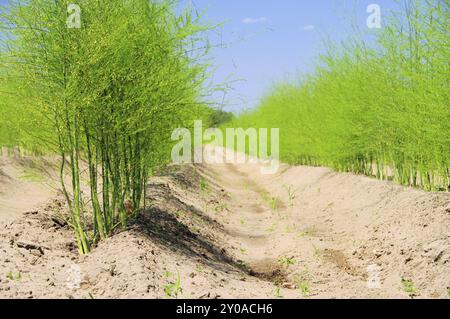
[0,0,214,253]
[0,0,448,302]
[229,0,449,191]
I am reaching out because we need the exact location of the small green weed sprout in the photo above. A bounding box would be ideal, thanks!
[164,272,182,299]
[278,256,296,268]
[401,279,418,297]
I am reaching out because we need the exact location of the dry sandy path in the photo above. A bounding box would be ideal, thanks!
[196,155,449,298]
[0,156,60,222]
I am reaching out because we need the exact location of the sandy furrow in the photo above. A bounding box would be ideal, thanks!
[200,159,450,298]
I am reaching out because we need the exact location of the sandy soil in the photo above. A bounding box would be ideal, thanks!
[0,153,449,299]
[0,156,60,222]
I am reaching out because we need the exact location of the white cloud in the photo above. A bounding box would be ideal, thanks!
[300,25,315,31]
[242,17,269,25]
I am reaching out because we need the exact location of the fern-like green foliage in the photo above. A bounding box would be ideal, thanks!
[229,0,449,191]
[0,0,215,253]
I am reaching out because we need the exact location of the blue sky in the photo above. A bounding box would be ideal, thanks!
[180,0,401,113]
[0,0,402,112]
